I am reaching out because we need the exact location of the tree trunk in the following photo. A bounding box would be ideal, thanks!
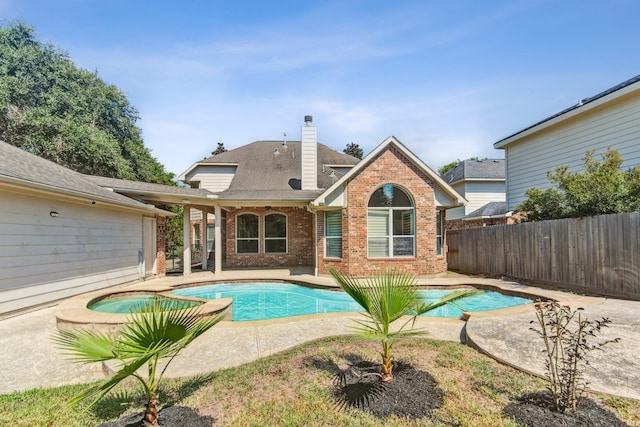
[142,393,159,427]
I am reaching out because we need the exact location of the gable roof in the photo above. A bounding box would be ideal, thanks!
[0,141,170,215]
[181,140,361,202]
[313,136,466,208]
[494,74,640,149]
[441,159,505,185]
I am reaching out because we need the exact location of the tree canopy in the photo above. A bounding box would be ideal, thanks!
[343,142,363,159]
[515,148,640,221]
[0,22,174,185]
[211,142,227,155]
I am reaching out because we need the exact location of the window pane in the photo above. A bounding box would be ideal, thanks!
[265,214,286,238]
[326,237,342,258]
[368,184,413,207]
[393,209,414,235]
[393,236,414,256]
[237,214,258,238]
[368,210,389,236]
[237,239,258,254]
[265,239,286,253]
[325,211,342,237]
[368,237,389,257]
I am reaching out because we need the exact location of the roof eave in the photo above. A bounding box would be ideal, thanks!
[313,136,466,208]
[494,78,640,149]
[0,175,173,216]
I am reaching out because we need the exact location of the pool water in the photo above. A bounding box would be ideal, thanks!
[89,294,202,314]
[171,283,531,321]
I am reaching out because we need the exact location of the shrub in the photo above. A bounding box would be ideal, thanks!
[530,301,620,412]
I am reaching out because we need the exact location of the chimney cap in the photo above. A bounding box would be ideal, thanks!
[304,115,313,124]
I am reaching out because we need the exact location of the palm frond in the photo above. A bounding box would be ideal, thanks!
[53,329,117,363]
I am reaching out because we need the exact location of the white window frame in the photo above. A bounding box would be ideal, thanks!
[367,185,415,258]
[264,213,287,254]
[436,210,443,256]
[236,213,259,254]
[324,210,343,258]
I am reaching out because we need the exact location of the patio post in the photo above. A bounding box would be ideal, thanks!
[214,204,222,274]
[183,205,191,275]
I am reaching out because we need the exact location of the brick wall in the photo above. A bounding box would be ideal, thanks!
[445,217,511,231]
[317,146,447,276]
[224,206,314,269]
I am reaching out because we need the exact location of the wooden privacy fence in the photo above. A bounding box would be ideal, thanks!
[446,212,640,299]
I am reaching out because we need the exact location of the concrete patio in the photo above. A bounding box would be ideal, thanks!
[0,271,638,401]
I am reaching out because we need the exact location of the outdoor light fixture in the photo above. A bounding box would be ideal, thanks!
[49,211,59,217]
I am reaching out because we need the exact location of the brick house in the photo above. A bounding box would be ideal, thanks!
[179,116,465,276]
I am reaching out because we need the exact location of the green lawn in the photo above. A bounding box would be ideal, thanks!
[1,336,638,426]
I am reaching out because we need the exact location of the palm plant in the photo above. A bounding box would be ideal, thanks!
[54,298,224,427]
[329,267,477,382]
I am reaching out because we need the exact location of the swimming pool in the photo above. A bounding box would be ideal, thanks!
[171,283,532,321]
[89,294,202,314]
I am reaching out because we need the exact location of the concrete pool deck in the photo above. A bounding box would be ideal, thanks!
[0,270,638,401]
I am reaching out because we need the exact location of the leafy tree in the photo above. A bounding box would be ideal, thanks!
[329,268,476,382]
[0,21,174,185]
[343,142,363,159]
[211,142,227,156]
[438,159,462,175]
[55,298,224,427]
[516,148,640,221]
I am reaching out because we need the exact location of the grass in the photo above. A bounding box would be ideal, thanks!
[1,336,638,426]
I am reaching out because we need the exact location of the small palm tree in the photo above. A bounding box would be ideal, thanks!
[55,298,224,427]
[329,268,476,382]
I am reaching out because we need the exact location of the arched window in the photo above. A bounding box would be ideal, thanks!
[367,184,415,257]
[264,213,287,253]
[236,213,259,254]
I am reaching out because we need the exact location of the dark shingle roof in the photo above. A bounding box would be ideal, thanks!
[494,74,640,147]
[463,201,508,219]
[441,159,505,184]
[0,141,158,211]
[199,141,360,196]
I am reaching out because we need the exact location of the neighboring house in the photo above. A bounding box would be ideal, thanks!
[0,141,174,315]
[179,116,465,276]
[440,159,508,229]
[494,74,640,211]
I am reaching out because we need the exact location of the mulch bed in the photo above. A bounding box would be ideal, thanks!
[96,405,214,427]
[333,360,444,420]
[503,390,632,427]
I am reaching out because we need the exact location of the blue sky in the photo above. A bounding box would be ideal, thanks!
[2,0,640,176]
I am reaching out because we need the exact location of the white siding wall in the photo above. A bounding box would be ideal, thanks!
[0,189,145,314]
[446,181,505,220]
[505,95,640,210]
[186,165,236,192]
[464,181,506,214]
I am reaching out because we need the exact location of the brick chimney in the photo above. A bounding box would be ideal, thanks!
[301,115,317,190]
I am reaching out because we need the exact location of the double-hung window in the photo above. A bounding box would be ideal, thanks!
[324,210,342,258]
[236,213,259,254]
[264,213,287,253]
[367,184,415,258]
